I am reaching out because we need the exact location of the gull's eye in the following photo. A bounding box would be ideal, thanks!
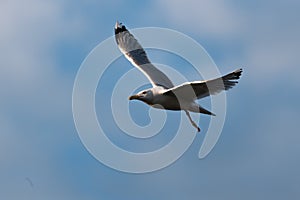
[142,91,147,95]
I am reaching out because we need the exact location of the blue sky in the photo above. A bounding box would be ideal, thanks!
[1,0,300,199]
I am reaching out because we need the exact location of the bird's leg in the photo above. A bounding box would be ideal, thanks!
[185,111,200,132]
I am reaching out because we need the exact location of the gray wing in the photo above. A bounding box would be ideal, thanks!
[163,69,242,100]
[114,21,174,89]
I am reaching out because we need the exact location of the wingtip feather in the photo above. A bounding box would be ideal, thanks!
[114,21,127,34]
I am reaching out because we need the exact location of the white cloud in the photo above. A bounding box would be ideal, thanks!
[0,0,86,117]
[0,1,86,199]
[154,0,300,89]
[154,0,242,37]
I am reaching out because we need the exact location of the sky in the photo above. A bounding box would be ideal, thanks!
[1,0,300,199]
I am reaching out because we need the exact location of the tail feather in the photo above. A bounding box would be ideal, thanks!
[188,104,216,116]
[199,106,216,116]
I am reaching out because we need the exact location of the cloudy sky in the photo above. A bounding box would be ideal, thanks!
[1,0,300,199]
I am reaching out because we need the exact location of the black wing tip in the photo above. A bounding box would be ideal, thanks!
[234,68,243,79]
[221,68,243,90]
[225,68,243,80]
[114,21,127,34]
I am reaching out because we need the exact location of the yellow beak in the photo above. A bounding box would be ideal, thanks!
[129,94,139,100]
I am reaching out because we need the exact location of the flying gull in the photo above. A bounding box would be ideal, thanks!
[114,21,242,132]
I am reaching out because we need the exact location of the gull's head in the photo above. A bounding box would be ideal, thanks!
[129,89,153,104]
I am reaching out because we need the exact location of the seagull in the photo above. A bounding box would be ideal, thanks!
[114,21,242,132]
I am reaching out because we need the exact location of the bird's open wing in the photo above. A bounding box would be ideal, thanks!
[114,21,174,89]
[163,69,242,100]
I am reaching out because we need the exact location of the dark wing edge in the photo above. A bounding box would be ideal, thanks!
[163,68,243,100]
[114,21,174,89]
